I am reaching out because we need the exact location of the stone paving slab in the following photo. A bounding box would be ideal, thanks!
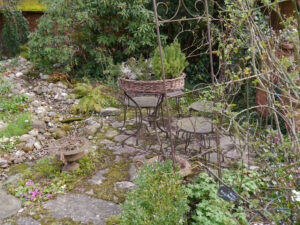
[0,189,21,220]
[43,194,122,225]
[16,217,40,225]
[88,168,109,185]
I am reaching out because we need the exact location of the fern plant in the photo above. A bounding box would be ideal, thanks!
[70,80,117,114]
[152,41,188,79]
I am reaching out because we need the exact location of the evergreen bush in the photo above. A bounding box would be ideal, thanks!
[1,3,29,56]
[28,0,157,77]
[152,41,188,79]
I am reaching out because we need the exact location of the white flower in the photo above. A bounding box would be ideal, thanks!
[292,190,300,202]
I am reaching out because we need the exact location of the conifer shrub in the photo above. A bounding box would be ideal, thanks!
[28,0,157,77]
[152,41,189,79]
[1,3,29,56]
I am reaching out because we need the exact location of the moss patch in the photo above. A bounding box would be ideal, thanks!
[106,215,121,225]
[9,163,30,175]
[40,216,86,225]
[61,117,84,123]
[61,124,73,132]
[90,158,131,203]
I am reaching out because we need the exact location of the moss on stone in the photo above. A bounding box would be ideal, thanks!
[40,216,83,225]
[61,124,73,132]
[61,117,84,123]
[91,158,131,203]
[106,215,121,225]
[9,163,30,175]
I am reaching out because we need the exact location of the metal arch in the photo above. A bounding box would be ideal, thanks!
[155,0,207,23]
[152,0,219,167]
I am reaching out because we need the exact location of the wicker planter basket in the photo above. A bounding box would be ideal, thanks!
[118,74,185,93]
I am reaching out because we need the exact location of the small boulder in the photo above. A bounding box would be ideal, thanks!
[100,107,121,117]
[0,158,9,168]
[28,129,39,137]
[52,128,67,139]
[0,121,8,131]
[105,129,119,139]
[83,123,101,136]
[34,141,42,150]
[31,100,41,107]
[114,181,136,190]
[32,120,47,132]
[19,134,33,142]
[23,142,34,152]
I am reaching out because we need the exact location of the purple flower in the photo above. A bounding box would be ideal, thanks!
[46,194,52,198]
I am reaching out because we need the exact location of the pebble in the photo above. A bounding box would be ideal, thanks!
[15,72,23,77]
[34,141,42,150]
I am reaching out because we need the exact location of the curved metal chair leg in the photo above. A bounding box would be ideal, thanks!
[121,92,143,146]
[123,105,127,128]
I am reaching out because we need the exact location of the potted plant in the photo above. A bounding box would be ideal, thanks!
[118,41,188,94]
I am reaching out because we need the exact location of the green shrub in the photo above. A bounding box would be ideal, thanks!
[121,160,189,225]
[28,0,157,77]
[1,4,29,56]
[0,112,32,138]
[34,157,63,179]
[152,41,189,79]
[187,172,251,225]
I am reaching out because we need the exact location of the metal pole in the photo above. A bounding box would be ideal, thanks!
[153,0,176,167]
[204,0,222,179]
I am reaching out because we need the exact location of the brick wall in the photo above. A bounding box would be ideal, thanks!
[0,11,43,32]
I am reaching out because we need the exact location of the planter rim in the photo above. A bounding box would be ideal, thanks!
[118,73,186,94]
[118,73,186,84]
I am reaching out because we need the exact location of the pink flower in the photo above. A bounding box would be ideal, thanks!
[46,194,52,198]
[288,181,293,187]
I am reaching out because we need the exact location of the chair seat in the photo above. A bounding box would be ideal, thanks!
[177,116,213,134]
[126,96,159,108]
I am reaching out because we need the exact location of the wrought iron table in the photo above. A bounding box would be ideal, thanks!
[176,116,215,153]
